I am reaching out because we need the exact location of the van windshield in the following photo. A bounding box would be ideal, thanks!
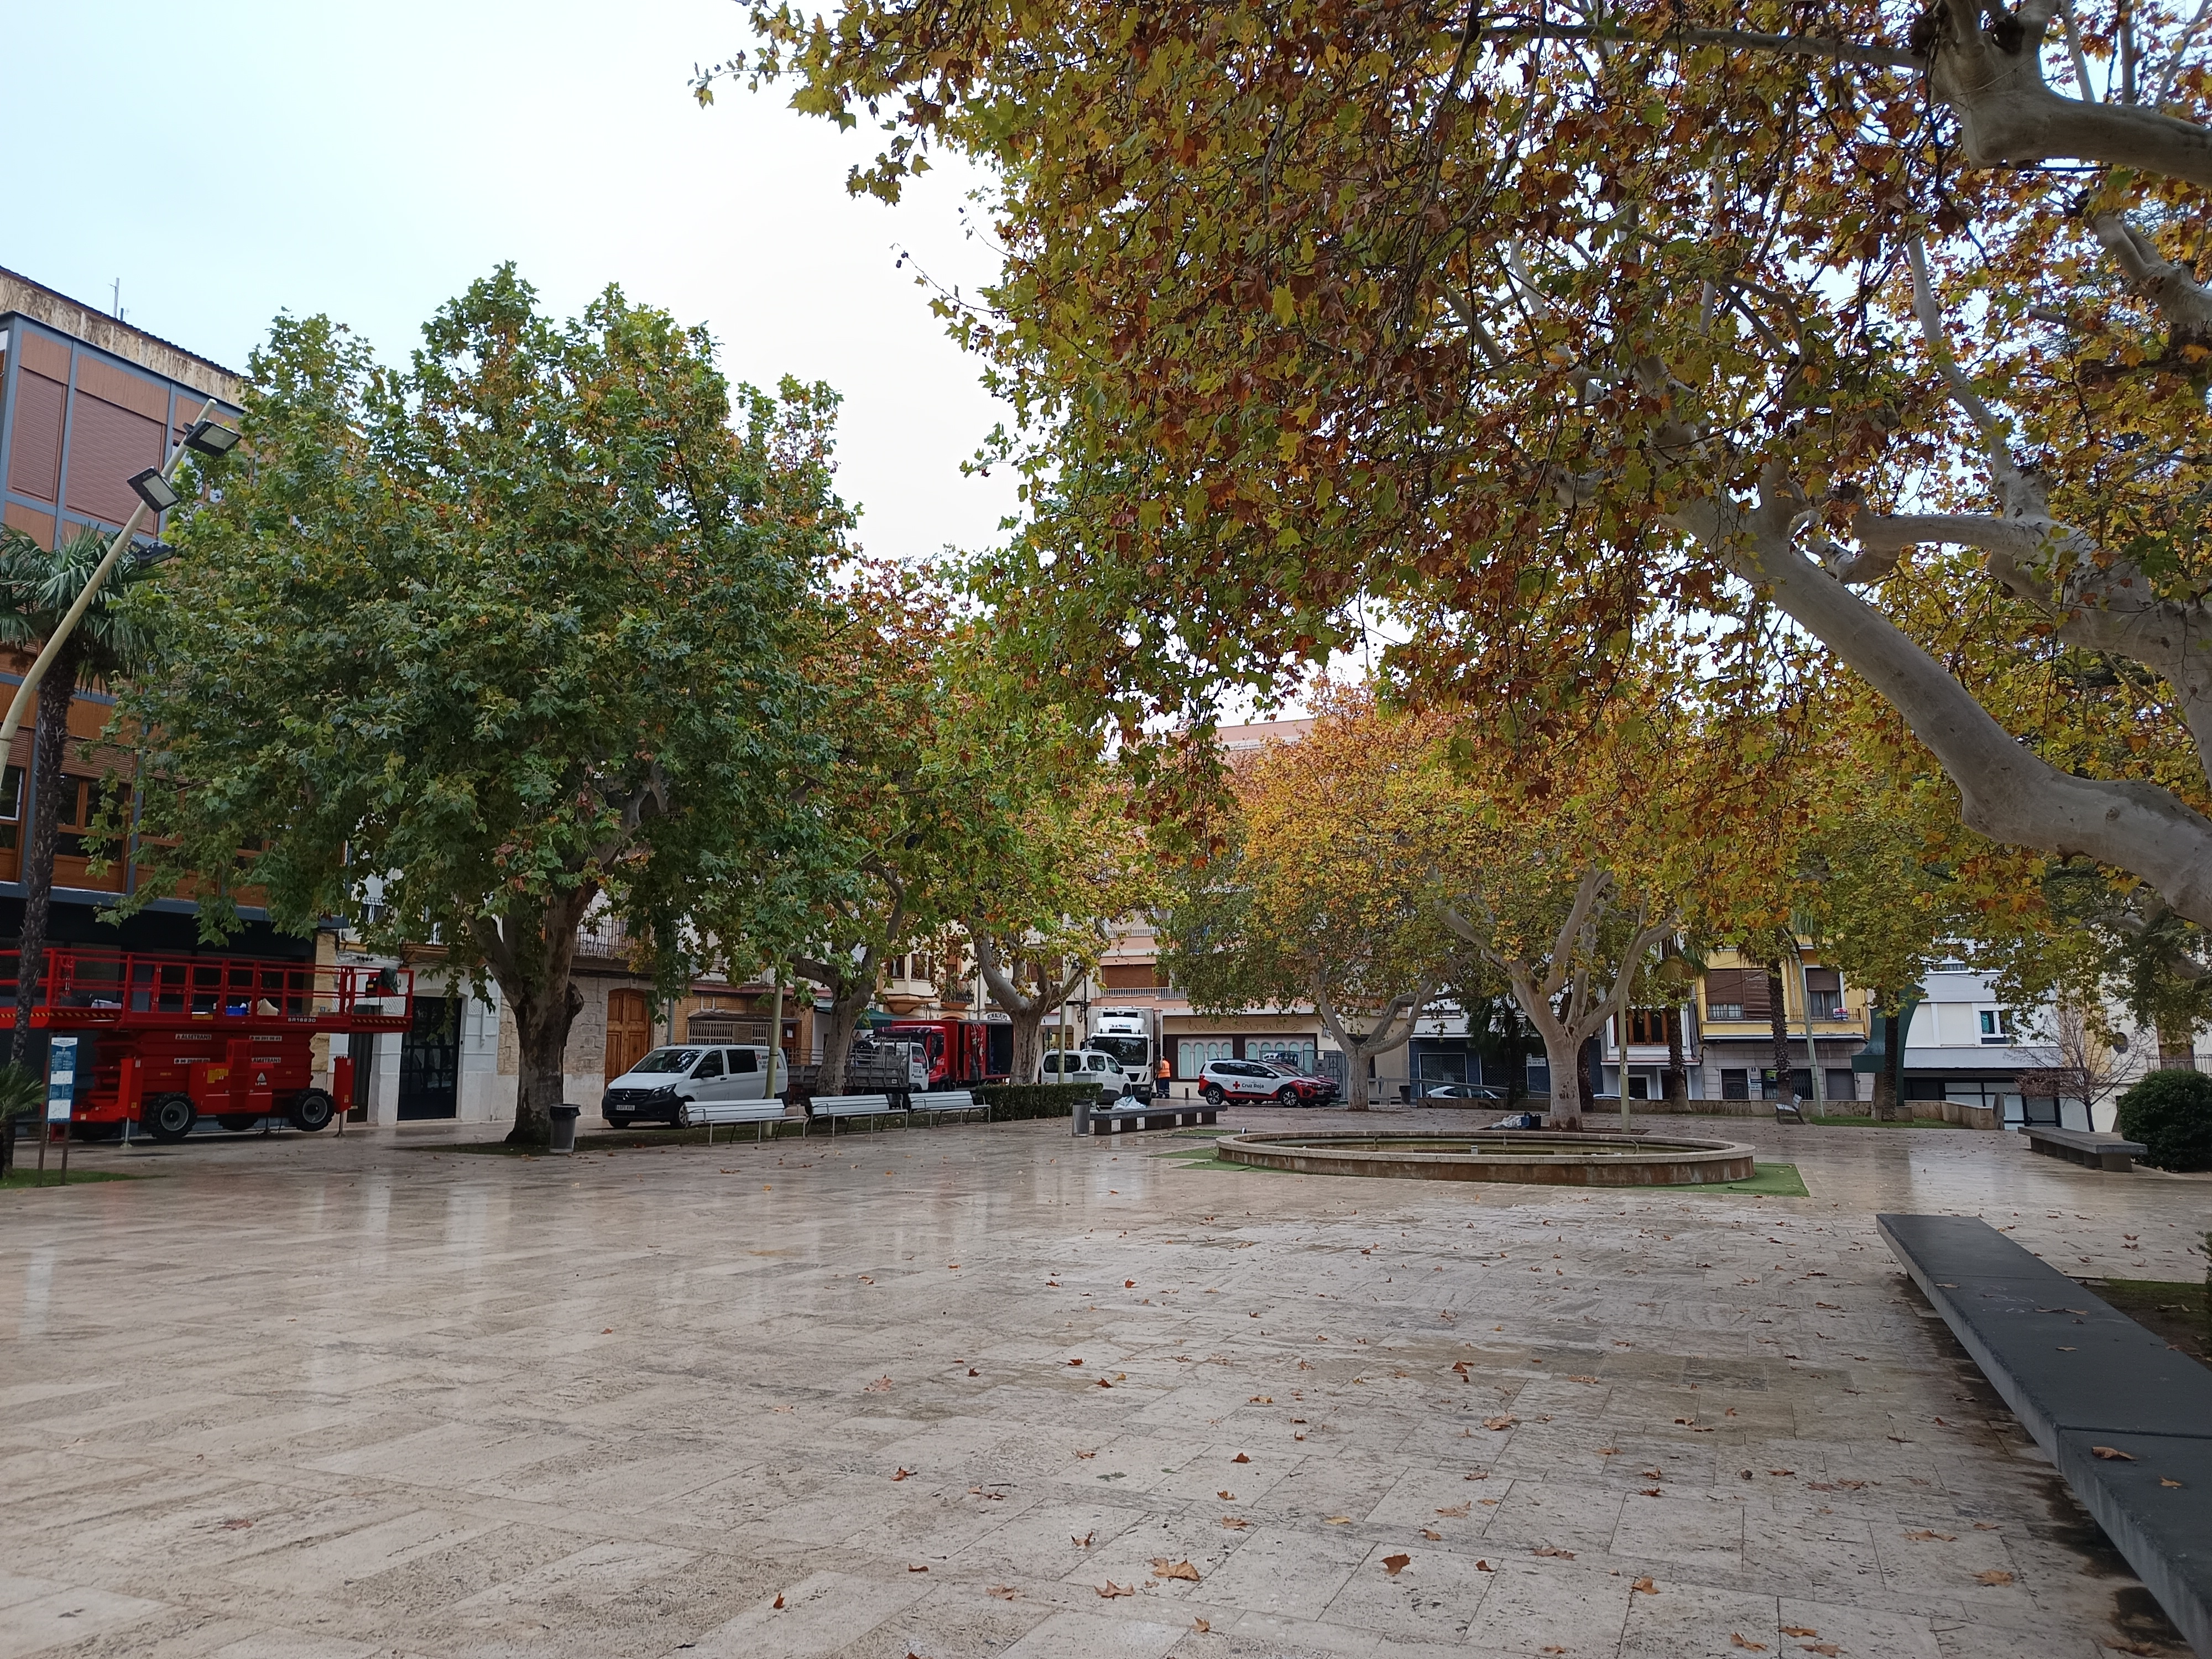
[1088,1035,1149,1069]
[630,1047,700,1075]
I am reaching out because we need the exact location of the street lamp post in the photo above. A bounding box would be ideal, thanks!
[0,400,237,750]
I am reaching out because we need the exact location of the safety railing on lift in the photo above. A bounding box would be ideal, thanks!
[0,947,415,1031]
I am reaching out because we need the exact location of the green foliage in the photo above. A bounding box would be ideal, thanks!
[0,525,165,684]
[2115,1070,2212,1173]
[976,1080,1102,1119]
[0,1062,45,1124]
[113,265,841,995]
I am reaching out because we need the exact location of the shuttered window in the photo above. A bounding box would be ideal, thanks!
[8,372,66,502]
[64,391,164,526]
[1704,968,1772,1020]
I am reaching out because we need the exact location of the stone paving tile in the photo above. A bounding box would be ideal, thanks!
[4,1107,2204,1656]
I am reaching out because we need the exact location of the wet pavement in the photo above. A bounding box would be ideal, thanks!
[3,1107,2208,1657]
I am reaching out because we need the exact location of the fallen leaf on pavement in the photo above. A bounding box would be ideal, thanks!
[987,1586,1018,1600]
[1381,1553,1411,1576]
[1483,1416,1518,1431]
[1768,1469,1795,1477]
[1475,1558,1493,1571]
[1568,1374,1599,1384]
[907,1563,928,1573]
[1533,1546,1575,1559]
[1730,1638,1767,1652]
[865,1376,893,1392]
[1422,1527,1442,1540]
[1780,1630,1816,1639]
[1250,1394,1273,1403]
[890,1468,913,1481]
[1324,1515,1353,1524]
[1125,1280,1136,1287]
[1904,1529,1955,1542]
[1073,1532,1094,1548]
[1975,1569,2015,1585]
[1221,1516,1249,1528]
[1632,1577,1657,1594]
[1097,1581,1134,1598]
[1232,1453,1250,1463]
[1068,1358,1083,1366]
[1192,1618,1210,1632]
[771,1594,785,1610]
[220,1519,252,1531]
[1436,1503,1470,1517]
[1599,1446,1621,1455]
[1076,1449,1096,1459]
[2162,1478,2185,1488]
[2092,1446,2135,1460]
[1218,1490,1234,1500]
[1152,1558,1201,1582]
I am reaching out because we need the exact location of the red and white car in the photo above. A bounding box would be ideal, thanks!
[1197,1058,1338,1106]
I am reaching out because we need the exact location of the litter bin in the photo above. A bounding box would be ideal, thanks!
[1072,1094,1091,1138]
[549,1104,582,1154]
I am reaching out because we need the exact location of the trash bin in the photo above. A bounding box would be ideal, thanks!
[1072,1095,1091,1138]
[549,1104,582,1154]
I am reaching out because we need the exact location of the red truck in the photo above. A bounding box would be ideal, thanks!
[879,1016,1013,1089]
[25,947,414,1142]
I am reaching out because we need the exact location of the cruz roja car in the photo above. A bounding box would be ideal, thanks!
[1197,1057,1339,1107]
[602,1044,776,1129]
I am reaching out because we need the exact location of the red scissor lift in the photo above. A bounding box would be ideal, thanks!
[23,947,415,1142]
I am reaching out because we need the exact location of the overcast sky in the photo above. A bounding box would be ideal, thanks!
[3,0,1021,565]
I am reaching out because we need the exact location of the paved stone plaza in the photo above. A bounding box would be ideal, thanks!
[3,1110,2208,1658]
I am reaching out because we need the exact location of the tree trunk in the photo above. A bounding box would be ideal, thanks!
[1008,1004,1047,1087]
[794,954,877,1089]
[1501,1004,1525,1109]
[1662,1008,1687,1103]
[508,978,584,1148]
[1312,977,1432,1110]
[12,642,80,1068]
[1519,1005,1586,1130]
[1872,1009,1906,1120]
[1578,1034,1600,1116]
[972,928,1081,1087]
[1765,963,1798,1112]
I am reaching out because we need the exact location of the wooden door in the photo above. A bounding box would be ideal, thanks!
[605,989,653,1081]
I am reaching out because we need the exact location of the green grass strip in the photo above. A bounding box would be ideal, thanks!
[1673,1161,1809,1197]
[3,1167,148,1189]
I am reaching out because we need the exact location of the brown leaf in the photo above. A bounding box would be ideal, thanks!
[1903,1529,1955,1542]
[1218,1490,1234,1500]
[890,1468,913,1481]
[1598,1446,1621,1455]
[1249,1394,1274,1403]
[1632,1576,1657,1594]
[220,1518,252,1531]
[987,1586,1018,1600]
[1641,1468,1664,1479]
[1640,1488,1662,1498]
[1096,1378,1113,1389]
[1381,1553,1411,1576]
[1068,1358,1083,1366]
[1730,1637,1767,1652]
[1125,1279,1136,1287]
[1483,1415,1518,1431]
[1780,1630,1816,1639]
[1152,1558,1201,1582]
[601,1327,614,1334]
[907,1563,929,1573]
[771,1594,785,1610]
[1221,1515,1250,1528]
[1192,1618,1210,1632]
[1474,1558,1493,1571]
[1533,1546,1575,1559]
[2162,1477,2185,1488]
[1232,1453,1250,1463]
[2091,1445,2135,1460]
[1075,1449,1096,1459]
[865,1375,893,1392]
[1073,1532,1094,1548]
[1768,1469,1796,1477]
[1975,1569,2015,1585]
[1421,1527,1442,1540]
[1436,1502,1471,1517]
[1568,1374,1599,1384]
[1097,1580,1134,1598]
[968,1368,979,1376]
[1324,1515,1353,1524]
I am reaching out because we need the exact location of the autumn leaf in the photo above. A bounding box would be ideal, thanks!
[1217,1490,1234,1499]
[1232,1453,1250,1463]
[1533,1546,1575,1559]
[1068,1358,1083,1366]
[1436,1503,1470,1517]
[1324,1515,1353,1524]
[1421,1527,1442,1540]
[891,1468,914,1481]
[1152,1558,1201,1582]
[907,1563,929,1573]
[1976,1569,2016,1585]
[2161,1477,2185,1488]
[987,1585,1018,1600]
[1097,1580,1135,1598]
[1780,1629,1817,1639]
[1381,1553,1411,1576]
[1475,1559,1493,1571]
[1073,1532,1094,1547]
[1125,1279,1136,1287]
[1632,1576,1657,1594]
[865,1376,893,1392]
[1568,1374,1599,1384]
[1904,1529,1955,1541]
[1483,1415,1517,1431]
[1730,1637,1767,1652]
[2092,1446,2136,1460]
[1222,1515,1250,1528]
[1192,1618,1210,1632]
[220,1519,252,1531]
[771,1594,785,1610]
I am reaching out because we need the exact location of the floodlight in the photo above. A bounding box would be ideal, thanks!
[182,419,241,457]
[127,468,182,514]
[132,542,179,569]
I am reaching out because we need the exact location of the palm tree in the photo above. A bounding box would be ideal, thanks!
[0,528,161,1065]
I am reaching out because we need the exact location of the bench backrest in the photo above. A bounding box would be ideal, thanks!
[810,1094,894,1115]
[911,1092,975,1110]
[692,1100,787,1122]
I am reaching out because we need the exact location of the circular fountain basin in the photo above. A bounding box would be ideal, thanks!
[1214,1129,1756,1187]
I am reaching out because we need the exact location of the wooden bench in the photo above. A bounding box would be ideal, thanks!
[1088,1103,1218,1135]
[909,1090,983,1125]
[1879,1214,2212,1652]
[2026,1124,2148,1172]
[677,1099,790,1144]
[804,1093,900,1136]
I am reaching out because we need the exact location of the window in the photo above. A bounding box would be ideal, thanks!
[1703,968,1771,1022]
[1804,968,1844,1020]
[1177,1038,1232,1076]
[0,764,19,851]
[55,774,128,861]
[692,1051,723,1079]
[1625,1009,1678,1046]
[729,1048,758,1073]
[1720,1068,1750,1100]
[1978,1009,2010,1044]
[1250,1037,1318,1072]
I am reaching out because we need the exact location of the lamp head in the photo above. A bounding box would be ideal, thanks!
[182,419,241,457]
[132,542,179,570]
[127,468,183,514]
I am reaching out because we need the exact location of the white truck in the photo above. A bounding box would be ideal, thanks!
[1087,1005,1161,1097]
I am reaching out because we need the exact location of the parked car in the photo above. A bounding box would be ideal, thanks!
[1198,1057,1337,1106]
[1416,1082,1510,1102]
[602,1045,775,1128]
[1042,1048,1133,1093]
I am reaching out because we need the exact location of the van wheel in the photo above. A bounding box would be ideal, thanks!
[146,1094,198,1142]
[1201,1084,1224,1105]
[217,1115,260,1133]
[288,1090,336,1133]
[674,1102,694,1130]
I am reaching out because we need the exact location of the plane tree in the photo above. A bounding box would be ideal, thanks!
[713,0,2212,951]
[113,269,840,1146]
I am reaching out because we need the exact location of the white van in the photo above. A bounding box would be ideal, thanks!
[602,1045,777,1128]
[1041,1048,1132,1093]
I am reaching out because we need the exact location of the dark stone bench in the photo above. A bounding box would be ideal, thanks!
[1879,1213,2212,1654]
[1087,1104,1218,1135]
[2026,1124,2148,1172]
